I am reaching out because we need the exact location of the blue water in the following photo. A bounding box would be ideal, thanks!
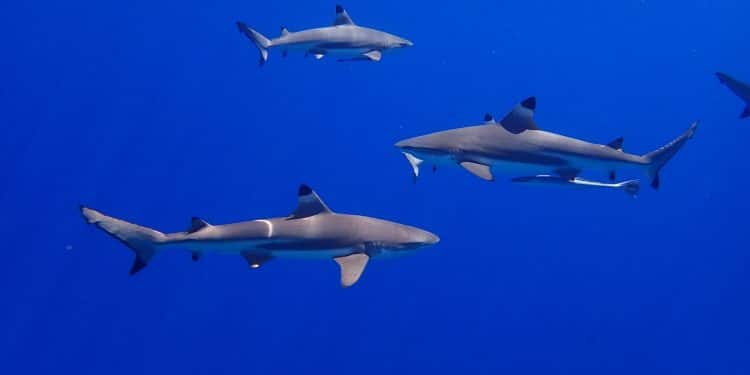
[2,0,749,373]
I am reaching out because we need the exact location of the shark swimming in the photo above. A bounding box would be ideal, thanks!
[395,97,698,190]
[80,185,438,287]
[237,5,413,65]
[717,72,750,119]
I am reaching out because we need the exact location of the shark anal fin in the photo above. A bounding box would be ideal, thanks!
[499,96,539,134]
[334,253,369,288]
[241,252,272,269]
[742,106,750,119]
[290,184,332,219]
[460,161,493,181]
[333,5,355,26]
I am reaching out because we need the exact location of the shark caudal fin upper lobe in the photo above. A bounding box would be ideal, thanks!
[643,122,698,189]
[80,206,166,275]
[237,22,272,66]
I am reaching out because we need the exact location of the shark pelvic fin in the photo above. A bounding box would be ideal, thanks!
[499,96,539,134]
[606,137,624,151]
[333,5,355,26]
[187,217,211,233]
[460,161,494,181]
[290,184,332,219]
[334,253,369,287]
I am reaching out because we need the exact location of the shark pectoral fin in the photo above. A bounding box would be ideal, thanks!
[241,251,272,269]
[402,152,423,178]
[499,97,539,134]
[333,5,355,26]
[742,105,750,119]
[363,50,381,61]
[290,184,333,219]
[460,161,494,181]
[334,253,369,288]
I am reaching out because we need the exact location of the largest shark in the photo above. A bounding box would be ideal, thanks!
[80,185,438,287]
[395,97,697,190]
[717,72,750,119]
[237,5,413,66]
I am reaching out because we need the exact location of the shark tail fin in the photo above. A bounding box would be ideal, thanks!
[236,22,271,66]
[80,206,166,275]
[643,122,698,190]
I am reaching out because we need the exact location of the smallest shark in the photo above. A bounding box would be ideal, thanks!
[717,72,750,119]
[237,4,413,65]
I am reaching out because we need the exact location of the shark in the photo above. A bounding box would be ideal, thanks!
[717,72,750,119]
[237,5,413,65]
[80,185,439,287]
[395,97,698,190]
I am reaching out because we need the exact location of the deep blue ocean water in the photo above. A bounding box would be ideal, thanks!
[2,0,749,373]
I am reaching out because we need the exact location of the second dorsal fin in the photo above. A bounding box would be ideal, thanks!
[290,184,333,219]
[483,113,495,124]
[607,137,624,151]
[499,97,539,134]
[333,5,355,25]
[187,217,211,233]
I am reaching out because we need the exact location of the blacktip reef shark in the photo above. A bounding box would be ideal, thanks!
[395,97,698,192]
[237,5,413,66]
[717,72,750,119]
[80,185,438,287]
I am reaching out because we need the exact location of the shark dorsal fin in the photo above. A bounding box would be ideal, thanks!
[499,97,539,134]
[290,184,332,219]
[606,137,624,151]
[333,5,355,25]
[187,217,211,233]
[280,26,290,37]
[483,113,495,124]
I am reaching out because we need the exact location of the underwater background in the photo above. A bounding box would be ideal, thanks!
[2,0,749,373]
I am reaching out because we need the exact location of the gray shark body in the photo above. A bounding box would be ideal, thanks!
[396,97,697,190]
[717,72,750,119]
[237,5,412,65]
[81,185,438,287]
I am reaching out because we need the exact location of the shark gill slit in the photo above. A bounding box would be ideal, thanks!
[256,219,273,237]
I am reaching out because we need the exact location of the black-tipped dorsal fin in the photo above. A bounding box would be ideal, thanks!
[280,26,290,36]
[484,113,495,124]
[290,184,332,219]
[499,96,539,134]
[333,4,355,25]
[188,217,211,233]
[606,137,624,151]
